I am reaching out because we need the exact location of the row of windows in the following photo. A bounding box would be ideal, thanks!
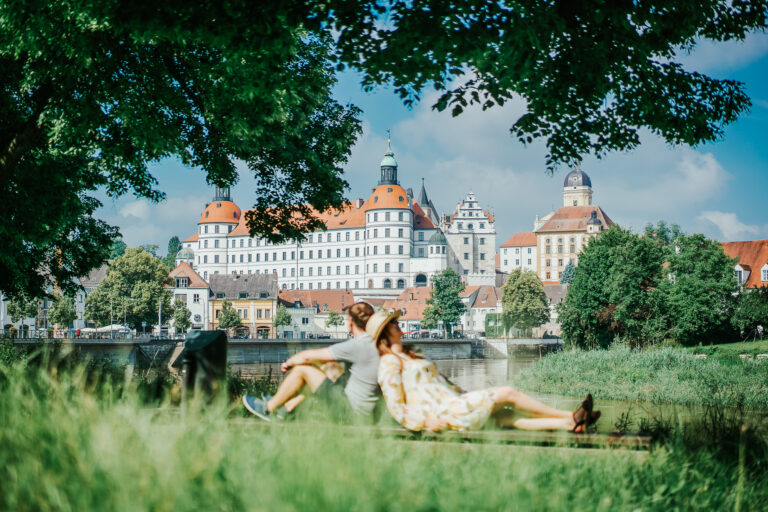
[214,308,272,320]
[368,227,409,239]
[545,259,568,268]
[545,244,577,254]
[367,211,409,223]
[504,259,533,267]
[285,278,408,291]
[502,247,534,255]
[455,222,485,230]
[462,253,486,260]
[462,236,486,245]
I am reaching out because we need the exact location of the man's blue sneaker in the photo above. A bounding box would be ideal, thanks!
[242,395,271,421]
[261,394,290,420]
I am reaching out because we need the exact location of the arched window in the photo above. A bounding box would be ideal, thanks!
[368,279,373,288]
[383,279,392,289]
[396,279,405,289]
[415,274,428,287]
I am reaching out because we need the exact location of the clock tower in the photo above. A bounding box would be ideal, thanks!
[562,167,593,207]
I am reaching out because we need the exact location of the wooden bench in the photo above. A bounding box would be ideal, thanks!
[230,419,652,450]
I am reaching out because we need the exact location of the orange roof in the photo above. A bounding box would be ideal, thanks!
[199,200,241,224]
[412,201,436,229]
[167,262,209,289]
[364,184,410,211]
[184,233,199,242]
[484,210,494,223]
[501,232,537,247]
[536,206,614,233]
[228,201,368,237]
[381,287,433,321]
[721,239,768,288]
[460,285,502,309]
[279,289,355,312]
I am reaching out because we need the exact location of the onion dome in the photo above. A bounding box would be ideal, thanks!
[587,210,602,225]
[563,168,592,187]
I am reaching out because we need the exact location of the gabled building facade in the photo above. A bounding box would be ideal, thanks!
[208,273,279,338]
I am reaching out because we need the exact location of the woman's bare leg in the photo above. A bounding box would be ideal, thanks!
[494,386,573,419]
[284,394,306,412]
[510,417,574,431]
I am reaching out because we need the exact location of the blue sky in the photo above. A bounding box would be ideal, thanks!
[98,33,768,253]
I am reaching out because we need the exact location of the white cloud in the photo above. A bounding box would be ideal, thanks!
[118,200,151,221]
[698,211,764,241]
[676,32,768,73]
[104,195,209,248]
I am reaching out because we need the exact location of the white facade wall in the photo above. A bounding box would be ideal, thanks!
[499,245,537,273]
[443,192,496,277]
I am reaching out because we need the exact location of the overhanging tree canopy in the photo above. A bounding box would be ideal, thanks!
[3,1,764,298]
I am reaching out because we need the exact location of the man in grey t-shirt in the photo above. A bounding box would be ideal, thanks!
[242,302,380,421]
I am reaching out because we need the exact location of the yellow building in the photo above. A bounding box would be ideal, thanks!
[208,273,278,338]
[534,169,614,283]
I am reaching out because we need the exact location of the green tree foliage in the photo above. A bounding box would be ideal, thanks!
[559,226,737,348]
[84,248,172,329]
[0,7,360,300]
[7,295,39,336]
[274,305,292,337]
[425,269,466,337]
[420,304,438,332]
[731,288,768,340]
[3,2,762,301]
[49,294,77,329]
[217,300,241,333]
[164,237,182,269]
[501,270,550,332]
[172,300,192,334]
[325,310,344,328]
[560,261,576,285]
[139,245,160,258]
[662,234,739,345]
[110,239,127,259]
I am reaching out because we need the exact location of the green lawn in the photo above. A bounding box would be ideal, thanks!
[686,339,768,359]
[515,344,768,409]
[1,362,766,512]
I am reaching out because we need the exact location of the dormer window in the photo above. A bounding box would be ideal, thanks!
[762,267,768,282]
[217,202,221,207]
[176,277,189,288]
[259,291,269,299]
[205,211,209,218]
[239,291,249,299]
[216,292,225,299]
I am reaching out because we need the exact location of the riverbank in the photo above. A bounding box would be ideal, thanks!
[515,344,768,409]
[1,360,766,511]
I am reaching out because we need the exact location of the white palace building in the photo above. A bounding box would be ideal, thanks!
[178,139,496,299]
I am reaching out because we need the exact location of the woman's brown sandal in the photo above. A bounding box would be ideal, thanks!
[572,394,594,433]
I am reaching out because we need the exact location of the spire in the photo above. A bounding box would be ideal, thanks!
[379,129,398,185]
[417,177,430,206]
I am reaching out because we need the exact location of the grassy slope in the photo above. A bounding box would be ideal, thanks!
[515,344,768,409]
[686,339,768,358]
[1,363,765,512]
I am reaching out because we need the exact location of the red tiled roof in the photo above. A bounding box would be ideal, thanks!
[167,262,209,289]
[501,232,537,247]
[412,201,436,229]
[721,239,768,288]
[184,233,199,242]
[228,201,368,237]
[381,287,433,321]
[461,285,502,309]
[279,289,355,312]
[536,206,614,233]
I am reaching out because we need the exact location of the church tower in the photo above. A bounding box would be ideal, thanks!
[562,167,593,207]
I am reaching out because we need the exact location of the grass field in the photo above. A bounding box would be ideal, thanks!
[515,344,768,410]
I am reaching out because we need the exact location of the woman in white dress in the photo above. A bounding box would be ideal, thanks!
[368,311,600,432]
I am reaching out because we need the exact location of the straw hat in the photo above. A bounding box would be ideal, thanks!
[365,310,402,341]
